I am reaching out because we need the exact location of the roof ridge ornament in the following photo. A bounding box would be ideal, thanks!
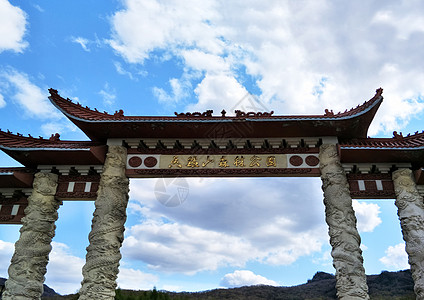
[174,110,213,118]
[49,133,61,141]
[393,131,404,139]
[234,110,274,117]
[114,110,124,117]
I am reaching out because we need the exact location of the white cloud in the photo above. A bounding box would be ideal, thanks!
[220,270,278,288]
[98,82,116,106]
[33,4,44,13]
[108,0,424,136]
[0,240,14,277]
[40,122,79,137]
[117,267,159,290]
[0,0,28,53]
[125,177,327,274]
[71,36,90,52]
[123,221,257,274]
[352,200,382,233]
[372,1,424,40]
[114,61,138,80]
[45,242,85,295]
[153,77,191,104]
[0,68,61,119]
[0,93,6,108]
[108,0,222,64]
[379,243,409,270]
[188,74,249,113]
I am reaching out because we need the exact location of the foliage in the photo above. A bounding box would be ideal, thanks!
[115,287,188,300]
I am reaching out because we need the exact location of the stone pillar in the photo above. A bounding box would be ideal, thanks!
[3,172,60,300]
[79,145,129,300]
[392,168,424,298]
[319,144,369,299]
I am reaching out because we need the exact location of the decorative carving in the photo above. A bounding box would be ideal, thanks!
[324,109,334,116]
[49,133,60,141]
[113,109,124,117]
[0,215,14,221]
[234,110,274,117]
[55,191,98,199]
[174,110,213,117]
[58,175,101,183]
[305,155,319,167]
[289,155,303,166]
[3,172,60,300]
[319,144,369,299]
[349,190,396,199]
[392,169,424,298]
[144,156,157,168]
[128,156,142,168]
[393,131,404,139]
[347,173,392,180]
[79,145,129,300]
[132,146,320,155]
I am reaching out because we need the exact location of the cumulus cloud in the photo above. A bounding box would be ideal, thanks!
[108,0,424,136]
[153,77,191,104]
[379,243,409,270]
[0,0,28,53]
[123,221,256,274]
[220,270,278,288]
[45,242,85,295]
[0,240,14,277]
[0,68,61,119]
[352,200,382,233]
[117,267,159,290]
[125,177,327,274]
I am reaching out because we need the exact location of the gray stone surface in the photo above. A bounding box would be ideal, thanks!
[3,172,60,300]
[79,145,129,300]
[392,168,424,299]
[319,144,369,300]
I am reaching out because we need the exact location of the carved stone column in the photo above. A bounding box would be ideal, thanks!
[3,172,60,300]
[79,145,129,300]
[392,168,424,298]
[319,144,369,299]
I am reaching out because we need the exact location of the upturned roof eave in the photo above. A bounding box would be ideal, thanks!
[48,89,383,141]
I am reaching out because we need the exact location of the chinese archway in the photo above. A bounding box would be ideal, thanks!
[0,88,423,300]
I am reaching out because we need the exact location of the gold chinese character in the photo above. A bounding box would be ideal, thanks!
[233,156,245,167]
[266,156,277,167]
[219,156,229,168]
[186,156,199,168]
[249,155,261,167]
[201,155,214,167]
[168,155,182,168]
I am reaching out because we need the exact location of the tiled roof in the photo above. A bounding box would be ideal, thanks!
[48,88,384,122]
[0,129,98,150]
[340,131,424,149]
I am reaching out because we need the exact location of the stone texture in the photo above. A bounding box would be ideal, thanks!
[319,144,369,300]
[392,168,424,299]
[79,145,129,300]
[3,172,60,300]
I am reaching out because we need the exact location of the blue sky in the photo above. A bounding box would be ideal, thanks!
[0,0,423,295]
